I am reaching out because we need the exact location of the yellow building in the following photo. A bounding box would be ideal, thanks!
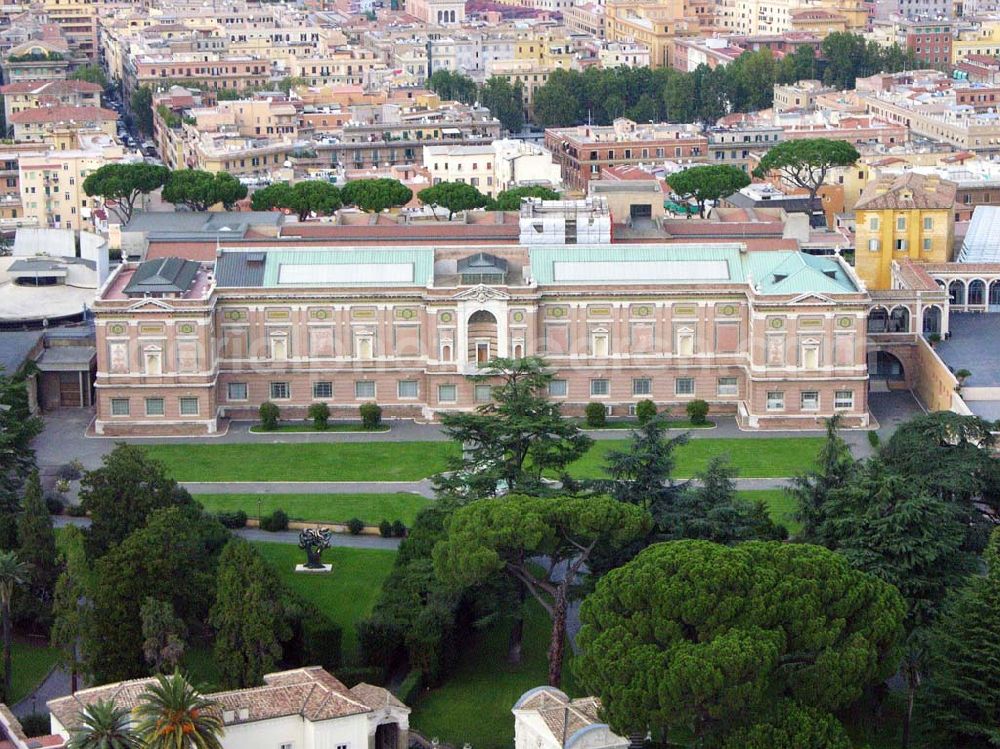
[952,21,1000,63]
[854,172,956,290]
[605,0,696,67]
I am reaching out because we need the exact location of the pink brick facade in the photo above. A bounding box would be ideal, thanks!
[92,244,872,435]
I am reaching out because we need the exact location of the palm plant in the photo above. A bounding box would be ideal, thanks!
[134,671,224,749]
[0,550,29,702]
[67,699,139,749]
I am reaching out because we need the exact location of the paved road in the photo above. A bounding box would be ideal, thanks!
[52,516,402,550]
[184,479,438,497]
[12,666,72,719]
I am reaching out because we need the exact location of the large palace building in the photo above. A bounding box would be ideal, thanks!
[92,208,877,435]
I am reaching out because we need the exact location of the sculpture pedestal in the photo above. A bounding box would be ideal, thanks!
[295,564,333,574]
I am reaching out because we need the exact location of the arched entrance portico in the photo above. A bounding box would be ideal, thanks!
[922,305,942,335]
[869,350,905,382]
[467,309,498,364]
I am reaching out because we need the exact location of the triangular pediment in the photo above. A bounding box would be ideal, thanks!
[786,292,836,306]
[452,285,510,302]
[126,298,175,312]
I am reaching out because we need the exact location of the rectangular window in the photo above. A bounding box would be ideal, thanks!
[313,381,333,399]
[590,379,609,396]
[896,216,906,231]
[179,397,199,416]
[110,398,130,416]
[835,390,854,409]
[868,238,881,252]
[675,377,694,396]
[800,391,819,411]
[632,378,651,396]
[717,377,738,396]
[474,384,493,403]
[438,384,457,402]
[145,397,165,416]
[270,382,290,400]
[548,379,568,397]
[766,391,784,410]
[355,381,375,399]
[868,216,879,230]
[923,216,933,230]
[895,238,908,251]
[228,382,247,401]
[398,380,419,398]
[922,237,932,251]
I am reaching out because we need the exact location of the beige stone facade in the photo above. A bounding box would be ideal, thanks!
[93,240,872,436]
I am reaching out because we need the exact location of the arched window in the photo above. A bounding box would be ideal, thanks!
[949,279,966,305]
[868,307,888,333]
[969,279,986,306]
[923,305,942,335]
[990,280,1000,307]
[889,306,910,333]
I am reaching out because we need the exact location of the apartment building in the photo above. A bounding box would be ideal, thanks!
[422,139,561,197]
[18,136,127,231]
[773,79,836,113]
[1,39,71,83]
[545,118,708,190]
[41,0,98,60]
[9,105,117,142]
[598,40,652,67]
[605,1,698,67]
[563,3,606,39]
[871,16,953,67]
[0,79,102,132]
[707,122,784,169]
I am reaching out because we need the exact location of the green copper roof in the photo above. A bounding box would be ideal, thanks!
[530,245,857,295]
[260,248,434,287]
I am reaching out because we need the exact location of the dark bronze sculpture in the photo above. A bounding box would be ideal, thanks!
[299,527,333,568]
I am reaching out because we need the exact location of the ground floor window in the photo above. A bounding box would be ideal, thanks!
[474,384,493,403]
[398,380,419,398]
[313,381,333,399]
[145,397,165,416]
[179,397,199,416]
[438,384,457,402]
[270,382,290,400]
[228,382,247,401]
[800,391,819,411]
[766,391,784,410]
[548,379,567,397]
[835,390,854,409]
[111,398,130,416]
[675,377,694,396]
[591,379,609,396]
[717,377,737,396]
[632,378,651,396]
[355,381,376,399]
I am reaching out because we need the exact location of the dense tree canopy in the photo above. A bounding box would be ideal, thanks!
[70,65,108,88]
[575,541,905,745]
[82,163,170,224]
[161,169,247,211]
[666,164,751,218]
[0,367,40,549]
[14,471,58,631]
[490,186,559,211]
[340,178,412,213]
[821,32,916,91]
[418,181,489,219]
[479,76,524,133]
[434,495,650,686]
[130,86,154,135]
[428,70,478,105]
[79,443,192,559]
[250,180,341,220]
[753,138,860,207]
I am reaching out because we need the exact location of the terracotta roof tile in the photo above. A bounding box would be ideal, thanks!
[9,106,118,125]
[855,171,957,211]
[0,79,102,95]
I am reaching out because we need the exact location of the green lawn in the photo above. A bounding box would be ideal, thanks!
[250,423,389,433]
[11,640,60,705]
[567,437,823,479]
[411,602,574,749]
[737,489,801,536]
[252,542,396,664]
[144,442,459,482]
[196,493,430,526]
[145,438,820,482]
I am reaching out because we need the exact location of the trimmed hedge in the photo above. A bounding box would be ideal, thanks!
[260,508,289,532]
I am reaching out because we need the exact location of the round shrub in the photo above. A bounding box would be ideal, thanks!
[585,402,607,428]
[635,399,657,425]
[259,401,280,431]
[391,519,407,537]
[347,517,365,535]
[44,492,64,515]
[867,430,881,448]
[360,402,382,430]
[378,519,393,538]
[19,713,50,738]
[65,503,87,517]
[308,401,331,430]
[686,399,710,425]
[55,461,83,481]
[215,509,248,529]
[260,508,289,532]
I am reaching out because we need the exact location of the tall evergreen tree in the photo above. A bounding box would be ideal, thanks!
[788,415,857,543]
[0,368,42,550]
[141,597,186,674]
[922,529,1000,748]
[15,471,58,630]
[210,540,288,688]
[0,550,28,701]
[50,525,90,693]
